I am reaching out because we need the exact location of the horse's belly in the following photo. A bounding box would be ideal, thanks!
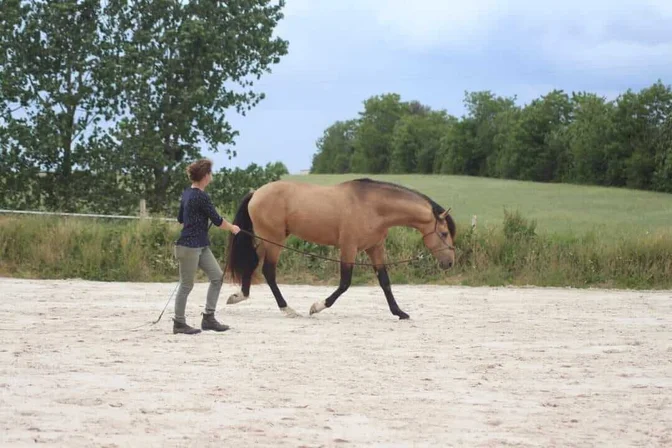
[287,219,340,246]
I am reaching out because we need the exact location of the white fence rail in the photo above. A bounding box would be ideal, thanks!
[0,209,174,222]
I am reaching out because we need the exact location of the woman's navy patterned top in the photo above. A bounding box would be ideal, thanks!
[176,187,224,248]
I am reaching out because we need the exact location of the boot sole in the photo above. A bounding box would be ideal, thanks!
[173,328,202,335]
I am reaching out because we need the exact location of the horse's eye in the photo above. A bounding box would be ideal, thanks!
[440,232,448,238]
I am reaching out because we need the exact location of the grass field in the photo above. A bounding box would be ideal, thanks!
[1,174,671,289]
[283,174,672,235]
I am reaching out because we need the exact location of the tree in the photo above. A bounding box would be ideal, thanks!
[565,92,615,185]
[612,81,672,190]
[652,116,672,192]
[436,119,476,175]
[390,110,454,174]
[350,93,408,173]
[208,161,288,211]
[435,91,518,177]
[310,120,357,173]
[463,91,518,177]
[310,81,672,193]
[497,90,572,182]
[0,0,124,211]
[109,0,288,212]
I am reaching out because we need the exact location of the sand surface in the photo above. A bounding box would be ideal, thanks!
[1,277,671,447]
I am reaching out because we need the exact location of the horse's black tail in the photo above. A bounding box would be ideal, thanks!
[225,191,259,284]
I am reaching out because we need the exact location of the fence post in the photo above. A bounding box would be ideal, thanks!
[139,199,147,219]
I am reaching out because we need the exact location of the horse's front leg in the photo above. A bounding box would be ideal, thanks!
[309,245,356,316]
[366,244,409,319]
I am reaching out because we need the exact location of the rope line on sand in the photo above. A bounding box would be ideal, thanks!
[0,227,446,332]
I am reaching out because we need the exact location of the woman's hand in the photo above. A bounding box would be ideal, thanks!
[221,220,240,234]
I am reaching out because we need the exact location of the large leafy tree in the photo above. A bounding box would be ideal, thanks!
[110,0,289,212]
[390,110,454,174]
[463,91,518,177]
[350,93,408,173]
[0,0,288,214]
[0,0,124,211]
[310,120,358,174]
[652,115,672,192]
[496,90,573,182]
[612,81,672,190]
[439,91,518,177]
[565,92,615,185]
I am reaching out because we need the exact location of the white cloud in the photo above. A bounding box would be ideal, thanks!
[333,0,672,74]
[368,0,504,50]
[550,40,672,73]
[644,0,672,17]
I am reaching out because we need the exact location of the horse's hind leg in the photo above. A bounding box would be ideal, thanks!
[309,245,356,316]
[366,244,409,320]
[262,243,300,318]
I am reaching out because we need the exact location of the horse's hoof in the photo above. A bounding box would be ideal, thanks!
[309,300,326,315]
[227,292,249,305]
[397,312,410,320]
[281,307,300,318]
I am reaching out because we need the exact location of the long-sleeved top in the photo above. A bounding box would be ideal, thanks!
[175,187,224,248]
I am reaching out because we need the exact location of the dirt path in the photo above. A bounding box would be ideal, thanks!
[1,278,671,447]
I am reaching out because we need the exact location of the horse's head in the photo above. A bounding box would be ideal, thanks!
[422,208,456,270]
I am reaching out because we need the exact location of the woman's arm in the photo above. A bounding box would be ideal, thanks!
[202,194,224,227]
[202,192,240,233]
[177,198,184,224]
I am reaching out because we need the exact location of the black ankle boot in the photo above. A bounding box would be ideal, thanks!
[173,318,201,335]
[201,312,230,332]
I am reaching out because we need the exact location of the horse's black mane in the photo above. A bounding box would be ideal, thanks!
[351,177,456,238]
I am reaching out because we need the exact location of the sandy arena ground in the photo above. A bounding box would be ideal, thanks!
[0,277,671,447]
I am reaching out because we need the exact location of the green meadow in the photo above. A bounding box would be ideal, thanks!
[284,174,672,236]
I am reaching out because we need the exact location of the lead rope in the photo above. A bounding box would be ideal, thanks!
[234,228,430,267]
[129,225,453,332]
[0,224,454,332]
[0,282,180,333]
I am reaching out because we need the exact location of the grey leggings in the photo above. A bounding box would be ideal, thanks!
[173,245,223,323]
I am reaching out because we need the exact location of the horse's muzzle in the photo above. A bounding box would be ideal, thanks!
[440,260,453,270]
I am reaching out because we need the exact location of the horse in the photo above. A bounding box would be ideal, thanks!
[223,177,456,319]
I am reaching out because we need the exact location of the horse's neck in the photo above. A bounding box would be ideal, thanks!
[376,195,432,232]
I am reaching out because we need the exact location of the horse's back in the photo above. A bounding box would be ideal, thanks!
[252,179,350,202]
[248,180,356,244]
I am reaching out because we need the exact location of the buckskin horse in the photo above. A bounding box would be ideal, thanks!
[224,178,456,319]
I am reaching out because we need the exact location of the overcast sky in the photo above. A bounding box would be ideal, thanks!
[205,0,672,174]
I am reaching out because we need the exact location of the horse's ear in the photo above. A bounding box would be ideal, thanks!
[439,209,450,219]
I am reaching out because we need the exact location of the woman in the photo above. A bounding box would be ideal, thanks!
[173,158,240,335]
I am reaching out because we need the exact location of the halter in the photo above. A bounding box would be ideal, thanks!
[421,215,455,255]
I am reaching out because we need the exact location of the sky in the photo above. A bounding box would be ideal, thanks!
[204,0,672,174]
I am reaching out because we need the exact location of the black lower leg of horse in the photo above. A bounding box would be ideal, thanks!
[241,271,252,297]
[309,261,353,315]
[375,267,409,319]
[324,262,353,308]
[262,259,288,309]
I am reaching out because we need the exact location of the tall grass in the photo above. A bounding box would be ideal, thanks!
[1,211,670,289]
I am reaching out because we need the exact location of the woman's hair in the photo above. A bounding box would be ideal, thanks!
[186,158,213,182]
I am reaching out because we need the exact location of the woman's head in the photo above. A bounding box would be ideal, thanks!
[186,158,213,188]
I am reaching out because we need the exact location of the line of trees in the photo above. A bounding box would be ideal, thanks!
[0,0,289,214]
[311,81,672,193]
